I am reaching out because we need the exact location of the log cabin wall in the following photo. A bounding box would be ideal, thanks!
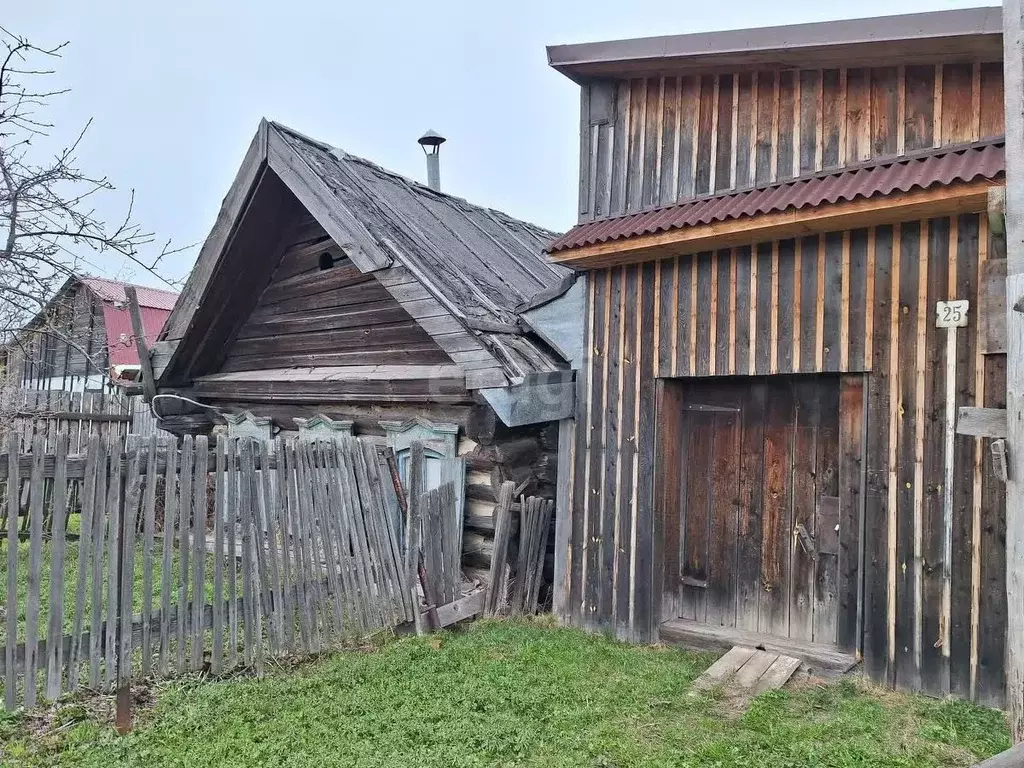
[565,214,1007,705]
[577,62,1005,221]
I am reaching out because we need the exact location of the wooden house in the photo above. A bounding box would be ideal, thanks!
[149,121,580,563]
[2,276,178,446]
[546,6,1009,704]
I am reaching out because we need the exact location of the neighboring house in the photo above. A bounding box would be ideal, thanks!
[2,275,179,445]
[150,121,579,551]
[4,275,178,392]
[546,7,1008,705]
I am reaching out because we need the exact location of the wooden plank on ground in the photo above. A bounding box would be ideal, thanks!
[754,654,803,694]
[733,650,780,689]
[692,646,758,691]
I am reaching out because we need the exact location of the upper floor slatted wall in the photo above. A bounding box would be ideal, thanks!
[577,62,1004,222]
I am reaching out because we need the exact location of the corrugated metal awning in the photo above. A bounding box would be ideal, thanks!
[547,140,1005,255]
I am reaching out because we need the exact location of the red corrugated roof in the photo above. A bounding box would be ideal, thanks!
[79,277,178,368]
[547,140,1005,254]
[80,276,179,310]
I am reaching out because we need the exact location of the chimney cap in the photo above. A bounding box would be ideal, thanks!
[417,129,447,148]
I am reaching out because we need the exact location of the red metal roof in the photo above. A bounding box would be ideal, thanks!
[547,141,1005,254]
[79,278,178,369]
[80,276,179,310]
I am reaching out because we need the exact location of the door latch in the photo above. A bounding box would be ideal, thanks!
[794,523,818,561]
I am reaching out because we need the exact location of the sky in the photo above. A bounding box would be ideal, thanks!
[6,0,996,291]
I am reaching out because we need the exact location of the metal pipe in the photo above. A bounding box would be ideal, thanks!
[425,153,441,192]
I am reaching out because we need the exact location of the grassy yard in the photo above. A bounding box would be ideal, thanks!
[0,514,219,646]
[0,619,1010,767]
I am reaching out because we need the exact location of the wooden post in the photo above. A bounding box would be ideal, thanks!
[124,286,157,403]
[1003,0,1024,742]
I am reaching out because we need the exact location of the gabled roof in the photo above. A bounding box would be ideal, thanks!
[547,7,1002,82]
[158,120,572,388]
[549,141,1005,254]
[80,277,178,311]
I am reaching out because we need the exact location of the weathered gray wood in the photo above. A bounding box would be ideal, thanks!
[104,441,121,687]
[212,436,226,674]
[337,440,379,630]
[274,438,295,651]
[734,651,780,689]
[5,432,19,709]
[246,440,266,675]
[981,258,1008,354]
[266,127,392,272]
[125,285,157,401]
[44,434,69,700]
[363,442,413,622]
[67,433,99,691]
[432,589,484,627]
[485,482,516,616]
[191,435,209,670]
[404,442,425,634]
[753,654,803,694]
[140,436,158,677]
[88,442,108,688]
[24,436,45,707]
[238,439,258,670]
[283,441,311,653]
[1004,0,1024,739]
[660,619,858,675]
[294,441,322,649]
[422,488,444,609]
[118,443,144,685]
[357,440,396,627]
[957,406,1008,438]
[226,437,239,668]
[310,442,346,639]
[692,646,758,691]
[972,743,1024,767]
[176,435,193,674]
[159,442,178,677]
[258,440,284,653]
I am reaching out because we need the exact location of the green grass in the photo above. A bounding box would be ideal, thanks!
[0,620,1010,767]
[0,513,217,646]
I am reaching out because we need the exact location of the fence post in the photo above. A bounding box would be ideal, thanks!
[115,443,132,735]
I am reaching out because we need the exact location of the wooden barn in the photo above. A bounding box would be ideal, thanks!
[2,275,178,446]
[546,6,1009,704]
[149,120,580,571]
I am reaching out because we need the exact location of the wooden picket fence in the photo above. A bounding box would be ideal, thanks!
[0,432,413,711]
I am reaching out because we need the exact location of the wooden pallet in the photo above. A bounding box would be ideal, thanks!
[693,646,802,698]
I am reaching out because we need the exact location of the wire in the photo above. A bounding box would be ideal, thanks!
[150,392,222,423]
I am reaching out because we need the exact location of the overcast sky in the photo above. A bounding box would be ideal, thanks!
[6,0,995,290]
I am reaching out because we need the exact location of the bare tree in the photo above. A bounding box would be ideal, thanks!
[0,27,187,419]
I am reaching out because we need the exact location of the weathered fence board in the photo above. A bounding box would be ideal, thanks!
[0,432,481,712]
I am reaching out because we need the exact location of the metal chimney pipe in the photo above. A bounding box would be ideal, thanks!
[417,129,446,192]
[425,153,441,192]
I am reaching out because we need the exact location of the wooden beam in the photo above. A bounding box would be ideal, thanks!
[957,407,1008,439]
[1003,0,1024,742]
[125,286,156,402]
[549,181,996,268]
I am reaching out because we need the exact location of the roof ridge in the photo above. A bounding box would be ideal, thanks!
[269,121,564,237]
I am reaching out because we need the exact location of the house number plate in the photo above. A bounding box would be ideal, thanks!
[935,299,969,328]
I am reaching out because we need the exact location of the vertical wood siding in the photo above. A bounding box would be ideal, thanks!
[577,63,1004,221]
[564,213,1007,705]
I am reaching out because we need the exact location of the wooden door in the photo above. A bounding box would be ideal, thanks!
[676,376,850,647]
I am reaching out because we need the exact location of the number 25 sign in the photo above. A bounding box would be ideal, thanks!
[935,299,969,328]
